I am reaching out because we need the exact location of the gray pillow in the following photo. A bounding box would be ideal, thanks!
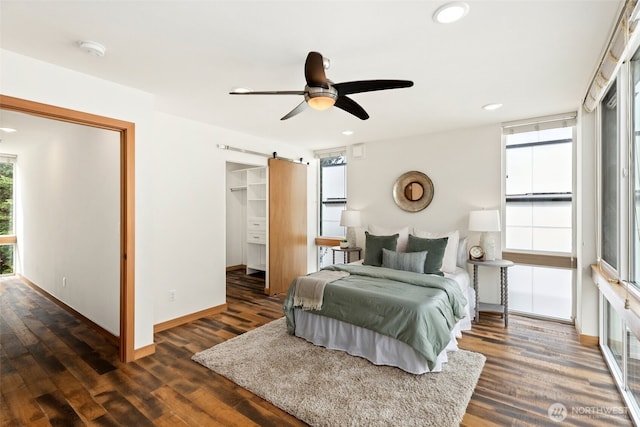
[382,248,428,273]
[363,231,399,266]
[406,235,448,276]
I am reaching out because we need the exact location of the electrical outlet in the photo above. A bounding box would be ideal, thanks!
[169,289,176,302]
[62,277,67,288]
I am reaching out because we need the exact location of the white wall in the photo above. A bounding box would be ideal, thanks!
[349,124,502,231]
[577,109,599,336]
[349,124,505,302]
[0,119,120,335]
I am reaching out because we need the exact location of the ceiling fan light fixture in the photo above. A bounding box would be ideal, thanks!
[433,2,469,24]
[308,96,336,111]
[305,85,338,111]
[233,51,413,120]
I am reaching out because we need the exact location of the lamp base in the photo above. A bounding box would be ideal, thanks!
[479,232,497,261]
[346,227,357,248]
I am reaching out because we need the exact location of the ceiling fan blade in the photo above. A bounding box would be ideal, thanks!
[333,80,413,95]
[281,101,308,120]
[334,96,369,120]
[229,90,305,95]
[305,51,329,89]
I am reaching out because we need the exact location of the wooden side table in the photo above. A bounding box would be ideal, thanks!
[467,259,514,327]
[331,246,362,264]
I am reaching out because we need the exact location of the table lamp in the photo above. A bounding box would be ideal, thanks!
[468,210,501,261]
[340,210,361,248]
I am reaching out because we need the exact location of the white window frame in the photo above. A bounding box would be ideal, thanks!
[501,113,578,262]
[316,149,347,238]
[0,154,17,276]
[597,58,633,291]
[500,114,578,321]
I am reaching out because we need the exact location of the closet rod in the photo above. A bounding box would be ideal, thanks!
[216,144,308,164]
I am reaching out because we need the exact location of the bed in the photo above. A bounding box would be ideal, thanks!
[283,228,474,375]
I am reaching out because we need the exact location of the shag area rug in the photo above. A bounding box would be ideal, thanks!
[192,317,485,427]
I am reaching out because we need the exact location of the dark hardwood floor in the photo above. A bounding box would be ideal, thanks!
[0,271,633,426]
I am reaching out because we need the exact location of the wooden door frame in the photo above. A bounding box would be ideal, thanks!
[0,95,135,362]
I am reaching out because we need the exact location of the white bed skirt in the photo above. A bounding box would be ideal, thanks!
[293,288,474,375]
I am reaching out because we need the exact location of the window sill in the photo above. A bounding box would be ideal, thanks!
[592,264,640,339]
[503,251,575,269]
[315,237,343,247]
[0,235,16,244]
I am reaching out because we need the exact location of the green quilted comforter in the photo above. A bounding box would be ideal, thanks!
[283,264,468,370]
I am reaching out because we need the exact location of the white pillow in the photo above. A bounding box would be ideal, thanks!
[412,229,459,274]
[368,225,412,252]
[457,236,468,268]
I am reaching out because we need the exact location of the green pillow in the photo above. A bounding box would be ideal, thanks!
[406,235,448,276]
[363,232,399,267]
[382,248,428,273]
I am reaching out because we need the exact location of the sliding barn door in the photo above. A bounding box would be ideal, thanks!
[268,158,307,295]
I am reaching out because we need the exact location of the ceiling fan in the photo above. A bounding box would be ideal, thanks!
[230,51,413,120]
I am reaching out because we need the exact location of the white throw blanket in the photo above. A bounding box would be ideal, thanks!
[293,270,350,310]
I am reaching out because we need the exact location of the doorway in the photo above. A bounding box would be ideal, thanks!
[0,95,136,362]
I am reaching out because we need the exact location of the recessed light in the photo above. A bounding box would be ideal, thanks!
[482,103,503,111]
[433,2,470,24]
[342,130,354,136]
[0,128,17,133]
[230,87,252,94]
[77,40,106,57]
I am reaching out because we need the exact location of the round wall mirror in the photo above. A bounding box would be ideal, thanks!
[392,171,434,212]
[404,182,424,201]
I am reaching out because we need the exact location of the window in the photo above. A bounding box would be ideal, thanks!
[502,116,575,321]
[593,10,640,424]
[0,155,15,275]
[602,80,619,271]
[605,298,624,376]
[505,126,573,253]
[317,152,347,267]
[631,50,640,287]
[319,155,347,237]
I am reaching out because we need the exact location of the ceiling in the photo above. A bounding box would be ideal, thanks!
[0,1,623,150]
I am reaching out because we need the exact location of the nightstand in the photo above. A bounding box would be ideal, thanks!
[331,246,362,264]
[467,258,514,327]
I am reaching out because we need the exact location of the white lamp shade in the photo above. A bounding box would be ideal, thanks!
[468,210,501,232]
[340,210,361,227]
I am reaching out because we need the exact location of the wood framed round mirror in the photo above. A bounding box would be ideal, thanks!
[392,171,434,212]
